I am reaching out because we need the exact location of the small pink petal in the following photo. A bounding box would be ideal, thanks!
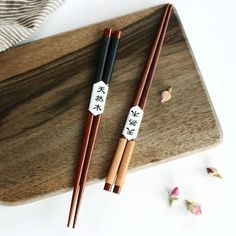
[169,187,179,206]
[170,187,179,198]
[160,90,171,103]
[160,87,172,104]
[193,206,202,215]
[185,200,202,215]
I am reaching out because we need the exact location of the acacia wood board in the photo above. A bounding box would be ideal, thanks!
[0,5,221,204]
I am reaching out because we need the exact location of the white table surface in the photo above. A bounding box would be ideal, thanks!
[1,0,235,235]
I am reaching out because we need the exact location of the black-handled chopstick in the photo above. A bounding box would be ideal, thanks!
[67,28,112,228]
[68,29,122,228]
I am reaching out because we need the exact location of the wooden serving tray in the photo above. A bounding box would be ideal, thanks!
[0,5,221,204]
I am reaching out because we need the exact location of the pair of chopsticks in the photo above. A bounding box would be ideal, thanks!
[104,4,173,194]
[67,28,121,228]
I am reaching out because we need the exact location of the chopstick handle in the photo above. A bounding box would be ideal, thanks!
[94,28,112,83]
[113,140,136,194]
[104,137,127,191]
[102,30,122,84]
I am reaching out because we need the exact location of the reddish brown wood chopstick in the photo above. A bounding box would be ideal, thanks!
[139,5,173,111]
[67,28,112,228]
[133,5,170,107]
[72,115,101,228]
[67,112,94,227]
[67,29,121,228]
[104,4,173,194]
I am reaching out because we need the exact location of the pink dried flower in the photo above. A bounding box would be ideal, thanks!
[206,167,222,178]
[185,200,202,215]
[160,87,172,104]
[168,187,179,206]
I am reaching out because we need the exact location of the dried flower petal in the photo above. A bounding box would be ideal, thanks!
[185,200,202,215]
[168,187,179,206]
[160,87,172,104]
[206,167,222,178]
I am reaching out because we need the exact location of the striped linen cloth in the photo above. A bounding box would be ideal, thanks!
[0,0,64,52]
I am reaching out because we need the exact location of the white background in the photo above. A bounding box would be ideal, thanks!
[1,0,236,235]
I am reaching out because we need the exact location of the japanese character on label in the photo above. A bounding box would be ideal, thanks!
[131,110,140,117]
[88,81,109,116]
[93,104,102,111]
[128,119,137,126]
[95,95,104,102]
[122,106,144,140]
[97,86,105,94]
[126,127,135,135]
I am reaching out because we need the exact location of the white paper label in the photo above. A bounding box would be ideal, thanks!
[122,105,144,140]
[88,81,109,116]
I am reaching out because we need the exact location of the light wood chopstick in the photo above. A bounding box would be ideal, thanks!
[104,4,172,193]
[113,5,173,194]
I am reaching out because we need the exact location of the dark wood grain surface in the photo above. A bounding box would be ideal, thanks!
[0,5,221,204]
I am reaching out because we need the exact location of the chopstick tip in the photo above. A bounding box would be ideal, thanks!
[113,30,122,39]
[104,28,112,37]
[67,215,72,227]
[72,221,77,229]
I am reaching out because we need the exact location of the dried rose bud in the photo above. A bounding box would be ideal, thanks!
[168,187,179,206]
[206,167,222,178]
[160,87,172,104]
[185,200,202,215]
